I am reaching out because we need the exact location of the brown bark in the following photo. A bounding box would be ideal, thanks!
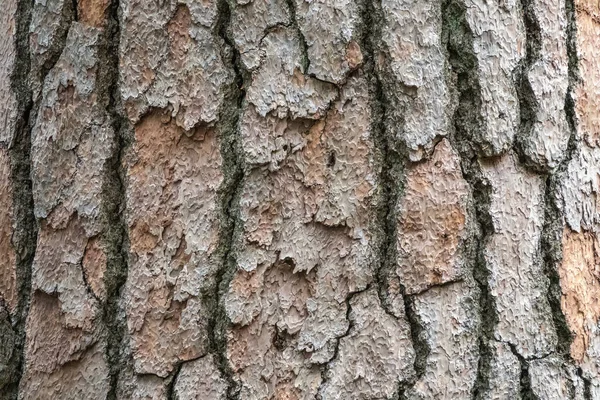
[1,0,600,399]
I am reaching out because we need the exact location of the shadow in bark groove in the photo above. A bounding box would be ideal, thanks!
[441,1,498,398]
[100,0,132,398]
[204,0,248,398]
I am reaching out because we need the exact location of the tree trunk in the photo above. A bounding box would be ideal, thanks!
[1,0,599,398]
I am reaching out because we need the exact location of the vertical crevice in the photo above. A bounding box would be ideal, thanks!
[360,0,406,321]
[317,283,372,397]
[71,0,79,21]
[4,0,37,398]
[536,0,581,364]
[508,344,540,400]
[577,367,593,400]
[30,0,77,102]
[441,1,500,399]
[466,168,497,400]
[360,0,429,397]
[514,0,582,362]
[396,296,429,400]
[98,0,131,398]
[7,0,83,396]
[283,0,309,73]
[514,0,546,172]
[515,0,578,364]
[166,363,183,400]
[540,175,574,357]
[207,0,247,398]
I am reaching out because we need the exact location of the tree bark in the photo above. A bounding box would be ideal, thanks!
[1,0,599,399]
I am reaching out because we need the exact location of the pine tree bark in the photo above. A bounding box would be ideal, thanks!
[1,0,599,399]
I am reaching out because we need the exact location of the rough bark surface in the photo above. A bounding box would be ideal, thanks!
[1,0,600,399]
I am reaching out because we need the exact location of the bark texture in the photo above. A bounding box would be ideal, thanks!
[1,0,600,399]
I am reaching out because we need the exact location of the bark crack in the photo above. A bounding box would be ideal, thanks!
[166,362,183,400]
[30,0,77,102]
[524,0,580,371]
[282,0,343,89]
[440,1,498,399]
[360,0,406,323]
[507,343,540,400]
[533,0,589,396]
[317,284,372,399]
[397,295,430,400]
[283,0,309,73]
[99,0,131,398]
[3,0,46,396]
[207,0,248,398]
[360,0,430,397]
[514,0,545,172]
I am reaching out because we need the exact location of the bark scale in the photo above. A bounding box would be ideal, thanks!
[0,0,599,399]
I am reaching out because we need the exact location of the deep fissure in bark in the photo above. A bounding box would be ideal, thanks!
[508,343,540,400]
[540,174,575,358]
[361,0,407,321]
[536,0,591,396]
[514,0,545,172]
[99,0,131,398]
[577,367,593,400]
[30,0,77,102]
[204,0,247,398]
[317,283,372,399]
[4,0,41,397]
[166,363,183,400]
[360,0,430,397]
[283,0,310,73]
[560,11,591,399]
[441,1,498,398]
[397,296,429,400]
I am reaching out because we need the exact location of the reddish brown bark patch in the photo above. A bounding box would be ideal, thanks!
[575,1,600,147]
[82,237,107,300]
[396,139,470,294]
[78,0,110,28]
[123,108,222,377]
[559,228,600,363]
[0,150,16,313]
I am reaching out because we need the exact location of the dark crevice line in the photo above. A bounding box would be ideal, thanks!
[362,0,406,323]
[7,0,80,393]
[311,9,405,380]
[463,56,498,400]
[540,174,574,358]
[4,0,37,398]
[77,260,102,303]
[539,1,591,397]
[577,367,593,400]
[166,363,183,400]
[31,0,77,103]
[207,0,247,398]
[507,344,540,400]
[360,0,428,397]
[516,0,575,371]
[100,0,131,398]
[514,0,545,173]
[283,0,309,73]
[404,279,465,297]
[71,0,78,21]
[536,0,581,372]
[282,0,341,89]
[317,284,371,398]
[440,1,499,399]
[397,295,429,400]
[565,0,580,86]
